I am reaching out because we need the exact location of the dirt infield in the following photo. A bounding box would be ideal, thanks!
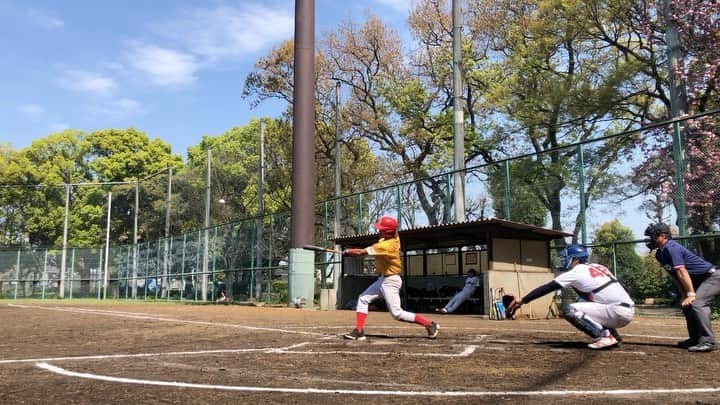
[1,301,719,404]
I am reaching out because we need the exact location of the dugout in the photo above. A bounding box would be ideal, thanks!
[334,218,571,318]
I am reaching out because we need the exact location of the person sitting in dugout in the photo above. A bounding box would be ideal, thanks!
[436,268,480,314]
[506,244,634,349]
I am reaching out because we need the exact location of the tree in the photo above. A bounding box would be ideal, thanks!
[487,160,547,226]
[84,128,182,244]
[0,143,30,246]
[629,0,720,237]
[592,220,650,300]
[467,0,648,235]
[16,130,91,247]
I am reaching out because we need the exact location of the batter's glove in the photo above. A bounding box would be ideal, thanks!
[503,295,521,319]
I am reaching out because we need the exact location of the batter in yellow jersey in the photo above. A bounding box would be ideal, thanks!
[342,215,439,341]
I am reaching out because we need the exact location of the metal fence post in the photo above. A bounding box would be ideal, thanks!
[69,248,75,299]
[211,226,218,301]
[611,242,618,278]
[14,250,20,300]
[180,233,187,302]
[396,185,402,227]
[144,241,150,300]
[357,194,363,234]
[504,160,511,221]
[672,121,687,237]
[577,144,587,244]
[445,172,452,222]
[195,230,201,302]
[266,213,274,303]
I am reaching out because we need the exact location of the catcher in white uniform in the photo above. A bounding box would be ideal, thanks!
[436,269,480,314]
[506,244,634,349]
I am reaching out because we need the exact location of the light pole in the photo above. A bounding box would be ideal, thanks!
[202,149,211,301]
[333,81,342,299]
[452,0,466,223]
[256,121,265,300]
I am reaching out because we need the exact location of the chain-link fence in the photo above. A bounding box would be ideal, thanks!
[1,112,718,303]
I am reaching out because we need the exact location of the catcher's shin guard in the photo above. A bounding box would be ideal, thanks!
[563,305,604,338]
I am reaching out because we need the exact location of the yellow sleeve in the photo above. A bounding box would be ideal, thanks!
[367,237,399,257]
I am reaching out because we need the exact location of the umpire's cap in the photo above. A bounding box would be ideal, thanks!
[644,223,671,249]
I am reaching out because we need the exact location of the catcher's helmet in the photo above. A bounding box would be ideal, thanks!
[374,215,398,233]
[644,223,671,249]
[560,244,588,270]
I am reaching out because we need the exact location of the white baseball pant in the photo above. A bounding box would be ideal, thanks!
[569,301,634,329]
[444,286,475,313]
[356,275,416,322]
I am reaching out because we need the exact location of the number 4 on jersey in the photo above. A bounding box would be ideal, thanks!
[588,264,612,279]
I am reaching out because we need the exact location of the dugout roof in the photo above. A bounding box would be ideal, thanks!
[333,218,572,251]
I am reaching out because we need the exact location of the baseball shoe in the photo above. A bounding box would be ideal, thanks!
[687,342,717,352]
[588,335,618,349]
[677,338,698,349]
[343,328,366,340]
[435,308,448,314]
[609,328,622,342]
[426,322,439,339]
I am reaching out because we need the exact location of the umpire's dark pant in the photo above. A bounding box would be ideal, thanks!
[686,268,720,344]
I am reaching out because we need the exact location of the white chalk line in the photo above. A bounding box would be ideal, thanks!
[7,303,685,341]
[7,304,326,337]
[35,362,720,397]
[0,342,311,365]
[298,325,685,341]
[0,342,477,365]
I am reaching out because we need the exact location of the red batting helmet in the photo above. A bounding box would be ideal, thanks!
[374,215,398,233]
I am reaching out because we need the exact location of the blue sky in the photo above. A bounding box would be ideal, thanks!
[0,0,413,158]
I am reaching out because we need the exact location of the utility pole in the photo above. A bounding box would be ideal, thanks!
[452,0,466,223]
[256,121,265,300]
[132,179,139,299]
[162,166,172,298]
[202,150,211,301]
[333,81,342,298]
[288,0,316,308]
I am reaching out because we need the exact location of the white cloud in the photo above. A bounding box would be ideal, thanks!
[151,4,294,62]
[88,98,143,117]
[59,69,116,94]
[17,103,45,116]
[126,42,198,86]
[27,8,64,29]
[49,123,70,132]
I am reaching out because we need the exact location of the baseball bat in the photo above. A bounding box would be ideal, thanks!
[302,244,342,254]
[497,288,506,320]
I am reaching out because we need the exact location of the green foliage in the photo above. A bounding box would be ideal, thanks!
[269,279,288,304]
[487,160,548,226]
[592,220,669,300]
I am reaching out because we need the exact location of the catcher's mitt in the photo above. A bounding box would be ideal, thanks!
[503,294,520,319]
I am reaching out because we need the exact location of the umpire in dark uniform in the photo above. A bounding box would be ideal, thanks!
[645,223,720,352]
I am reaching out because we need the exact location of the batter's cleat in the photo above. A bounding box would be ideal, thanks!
[435,308,448,314]
[609,328,623,343]
[687,342,717,352]
[426,322,439,339]
[588,335,618,349]
[343,328,366,340]
[677,338,698,349]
